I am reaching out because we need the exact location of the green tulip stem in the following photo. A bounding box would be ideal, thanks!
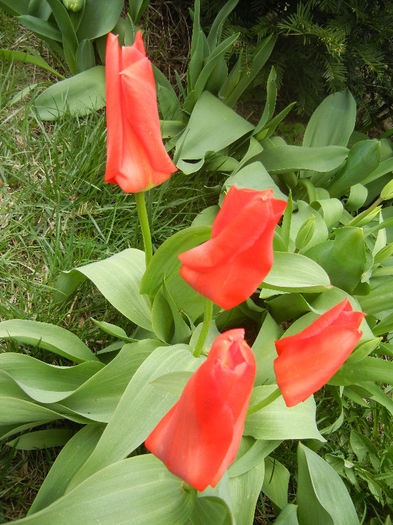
[135,191,153,267]
[193,299,214,358]
[247,387,281,415]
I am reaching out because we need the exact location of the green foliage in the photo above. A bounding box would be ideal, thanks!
[201,0,393,128]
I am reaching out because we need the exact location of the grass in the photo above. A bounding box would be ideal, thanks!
[0,10,219,519]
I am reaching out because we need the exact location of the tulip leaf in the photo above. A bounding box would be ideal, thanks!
[305,227,367,293]
[297,443,359,525]
[76,0,123,40]
[0,352,103,403]
[330,356,393,387]
[258,144,348,174]
[273,504,299,524]
[252,313,281,386]
[59,340,159,422]
[289,200,329,251]
[262,252,331,293]
[17,15,62,42]
[29,424,104,514]
[263,457,290,509]
[15,456,195,525]
[328,139,381,197]
[224,161,287,201]
[7,428,74,450]
[0,48,63,77]
[140,225,211,300]
[0,319,97,363]
[151,283,191,344]
[227,438,266,525]
[34,65,106,120]
[66,345,200,490]
[229,438,280,478]
[358,277,393,316]
[189,496,232,525]
[56,248,152,331]
[303,91,356,148]
[174,91,253,174]
[245,386,324,441]
[150,370,194,397]
[0,397,63,426]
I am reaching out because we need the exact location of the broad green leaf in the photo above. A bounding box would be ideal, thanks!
[192,33,239,100]
[7,428,74,450]
[150,370,194,397]
[15,455,194,525]
[206,0,239,50]
[77,0,123,40]
[329,139,381,197]
[346,183,369,211]
[330,356,393,386]
[358,277,393,316]
[174,91,253,174]
[254,66,277,134]
[165,271,206,324]
[67,345,199,490]
[0,48,63,77]
[154,65,182,120]
[267,293,313,324]
[46,0,78,74]
[252,313,281,385]
[189,496,232,525]
[29,424,104,514]
[17,15,62,42]
[245,386,323,441]
[128,0,149,24]
[225,35,276,107]
[0,319,97,362]
[273,504,299,524]
[289,200,328,251]
[90,319,135,342]
[258,144,348,174]
[228,439,280,478]
[0,353,102,403]
[151,281,191,344]
[140,226,211,299]
[0,397,62,425]
[59,340,159,422]
[263,457,290,509]
[228,437,266,525]
[310,198,343,228]
[0,0,30,16]
[305,227,367,293]
[362,156,393,185]
[224,161,287,201]
[262,251,331,293]
[76,38,95,72]
[56,248,152,331]
[303,91,356,147]
[297,443,359,525]
[34,65,105,120]
[192,205,219,228]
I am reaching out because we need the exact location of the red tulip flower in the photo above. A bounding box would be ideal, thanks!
[178,186,287,310]
[105,31,177,193]
[145,329,256,491]
[274,299,365,407]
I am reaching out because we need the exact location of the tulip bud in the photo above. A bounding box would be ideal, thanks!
[62,0,85,12]
[295,215,315,250]
[380,179,393,201]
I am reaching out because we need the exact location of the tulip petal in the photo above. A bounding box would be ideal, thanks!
[145,329,256,491]
[104,31,177,193]
[274,300,364,407]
